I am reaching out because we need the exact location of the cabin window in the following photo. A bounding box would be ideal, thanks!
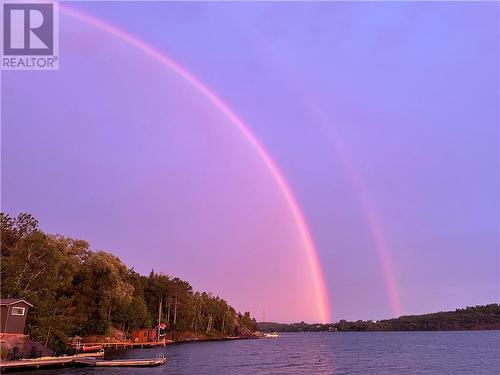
[11,307,25,316]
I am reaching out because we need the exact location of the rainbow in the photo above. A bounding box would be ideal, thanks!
[59,4,331,323]
[328,134,401,316]
[304,103,402,317]
[218,24,402,318]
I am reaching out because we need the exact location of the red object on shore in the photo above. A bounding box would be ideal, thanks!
[82,344,103,352]
[131,329,157,342]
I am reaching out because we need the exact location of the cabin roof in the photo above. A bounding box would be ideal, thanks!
[0,298,33,307]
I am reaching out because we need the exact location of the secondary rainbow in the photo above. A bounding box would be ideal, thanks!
[218,31,402,317]
[59,4,331,323]
[305,104,402,317]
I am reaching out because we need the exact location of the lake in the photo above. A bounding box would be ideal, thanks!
[26,331,500,374]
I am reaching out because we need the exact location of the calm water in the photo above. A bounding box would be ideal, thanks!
[26,331,500,374]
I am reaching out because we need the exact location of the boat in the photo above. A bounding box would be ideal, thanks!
[264,332,279,338]
[81,344,103,352]
[75,349,105,358]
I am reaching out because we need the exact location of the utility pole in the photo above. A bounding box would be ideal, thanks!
[157,295,162,342]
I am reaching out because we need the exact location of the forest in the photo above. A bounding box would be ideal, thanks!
[258,304,500,332]
[1,213,257,351]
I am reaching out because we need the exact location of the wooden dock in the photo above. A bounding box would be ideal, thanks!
[0,352,165,372]
[85,340,172,349]
[0,356,75,371]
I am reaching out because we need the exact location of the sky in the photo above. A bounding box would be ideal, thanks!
[2,1,499,323]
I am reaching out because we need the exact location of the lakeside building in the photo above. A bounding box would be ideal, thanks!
[131,328,158,342]
[0,299,33,335]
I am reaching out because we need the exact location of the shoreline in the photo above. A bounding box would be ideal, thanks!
[68,336,256,352]
[264,328,500,333]
[0,335,257,371]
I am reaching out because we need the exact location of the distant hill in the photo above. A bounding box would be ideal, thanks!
[257,304,500,332]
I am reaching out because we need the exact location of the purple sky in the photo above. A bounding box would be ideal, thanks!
[2,2,499,322]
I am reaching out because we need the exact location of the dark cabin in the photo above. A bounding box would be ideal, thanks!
[0,299,33,334]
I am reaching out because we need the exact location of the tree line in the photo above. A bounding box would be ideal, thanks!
[257,304,500,332]
[1,213,256,352]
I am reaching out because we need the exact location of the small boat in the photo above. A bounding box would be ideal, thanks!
[75,353,166,367]
[81,344,103,352]
[75,349,105,358]
[264,332,279,338]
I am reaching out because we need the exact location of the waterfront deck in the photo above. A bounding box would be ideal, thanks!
[0,357,75,371]
[87,340,172,349]
[0,351,166,372]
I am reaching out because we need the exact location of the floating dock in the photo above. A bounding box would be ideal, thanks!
[0,353,166,372]
[0,357,75,371]
[75,354,166,367]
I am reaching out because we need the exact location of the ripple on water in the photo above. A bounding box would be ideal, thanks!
[30,331,500,375]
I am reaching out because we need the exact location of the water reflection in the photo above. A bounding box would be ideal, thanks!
[31,331,499,375]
